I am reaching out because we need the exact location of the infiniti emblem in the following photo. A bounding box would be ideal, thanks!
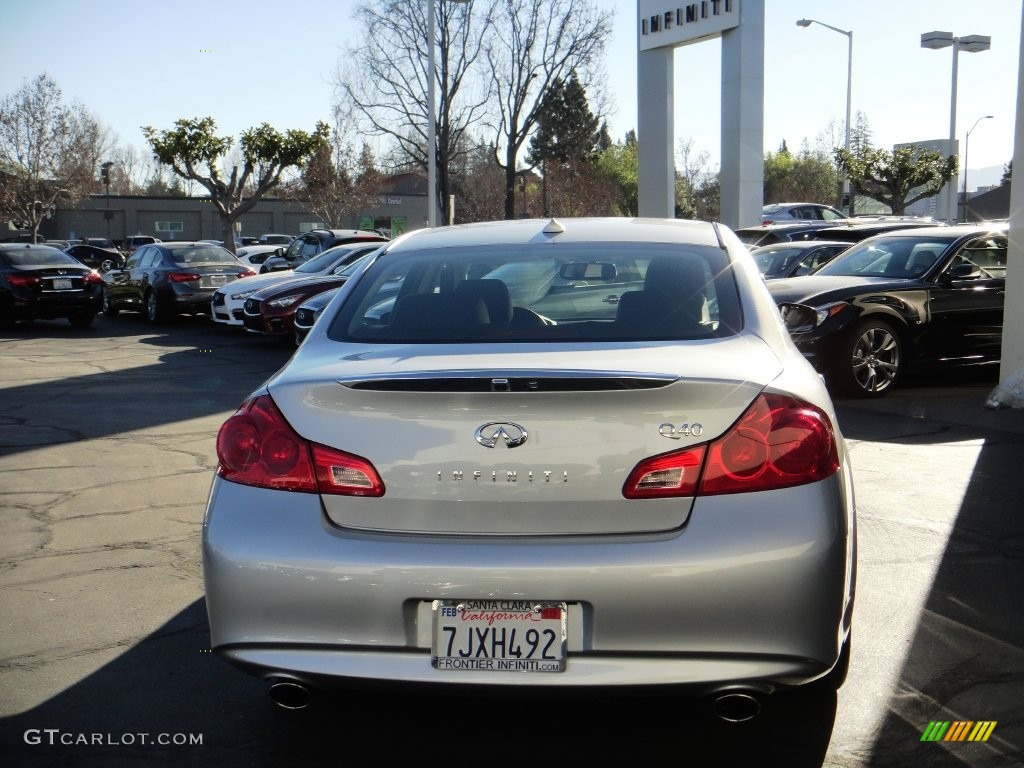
[474,422,528,449]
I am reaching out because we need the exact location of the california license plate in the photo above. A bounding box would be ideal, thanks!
[202,275,228,288]
[52,279,73,290]
[432,600,567,672]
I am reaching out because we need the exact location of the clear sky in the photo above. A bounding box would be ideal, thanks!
[1,0,1019,190]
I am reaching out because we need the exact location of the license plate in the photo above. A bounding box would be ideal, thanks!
[432,600,566,672]
[202,275,228,288]
[52,279,73,290]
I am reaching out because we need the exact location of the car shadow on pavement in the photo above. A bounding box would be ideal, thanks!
[0,597,840,768]
[0,316,294,460]
[834,380,1024,767]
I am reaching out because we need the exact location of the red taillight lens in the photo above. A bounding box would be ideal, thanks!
[216,394,384,496]
[6,273,41,287]
[237,269,256,278]
[83,271,104,285]
[700,393,839,495]
[623,393,840,499]
[167,272,200,283]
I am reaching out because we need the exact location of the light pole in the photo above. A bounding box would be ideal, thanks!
[921,30,992,223]
[100,161,114,239]
[797,18,853,216]
[963,115,994,222]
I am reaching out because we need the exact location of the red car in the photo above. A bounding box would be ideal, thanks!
[240,252,375,336]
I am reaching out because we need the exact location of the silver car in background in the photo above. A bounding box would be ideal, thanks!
[203,217,856,718]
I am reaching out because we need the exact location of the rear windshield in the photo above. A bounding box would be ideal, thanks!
[168,246,238,266]
[328,242,742,343]
[2,246,82,267]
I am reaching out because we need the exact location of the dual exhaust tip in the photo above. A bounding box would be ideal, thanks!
[267,678,762,722]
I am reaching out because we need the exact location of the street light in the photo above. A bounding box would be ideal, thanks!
[100,161,114,239]
[921,30,992,223]
[797,18,853,215]
[963,115,994,222]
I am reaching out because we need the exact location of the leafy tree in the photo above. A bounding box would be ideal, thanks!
[143,117,329,252]
[1002,160,1012,186]
[594,131,637,216]
[764,143,838,207]
[0,74,108,242]
[835,143,957,216]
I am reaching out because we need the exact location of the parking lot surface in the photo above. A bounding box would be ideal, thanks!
[1,316,1022,767]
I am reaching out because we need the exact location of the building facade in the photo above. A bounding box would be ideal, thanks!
[4,177,431,244]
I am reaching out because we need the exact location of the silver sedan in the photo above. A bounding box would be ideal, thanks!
[203,217,856,718]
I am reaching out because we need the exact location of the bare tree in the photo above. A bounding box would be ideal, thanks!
[334,0,493,225]
[450,138,507,221]
[296,136,384,228]
[485,0,612,219]
[0,74,109,241]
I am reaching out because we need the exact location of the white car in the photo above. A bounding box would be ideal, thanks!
[210,242,383,326]
[234,245,286,271]
[204,218,856,718]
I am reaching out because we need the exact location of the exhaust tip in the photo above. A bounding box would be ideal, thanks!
[268,679,311,710]
[712,691,762,723]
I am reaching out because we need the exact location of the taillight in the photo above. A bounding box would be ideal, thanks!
[83,271,104,285]
[167,272,200,283]
[216,394,385,496]
[237,269,256,278]
[623,393,839,499]
[6,273,41,287]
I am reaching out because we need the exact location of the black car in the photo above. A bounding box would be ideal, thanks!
[64,243,124,272]
[734,221,841,249]
[0,243,104,328]
[261,229,387,272]
[102,242,255,323]
[292,285,342,345]
[769,224,1008,397]
[750,241,850,279]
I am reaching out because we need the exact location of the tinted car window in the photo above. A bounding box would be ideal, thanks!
[814,237,957,278]
[330,243,741,343]
[295,248,346,273]
[167,245,238,266]
[2,246,82,267]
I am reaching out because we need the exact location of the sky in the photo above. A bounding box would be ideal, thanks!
[1,0,1020,190]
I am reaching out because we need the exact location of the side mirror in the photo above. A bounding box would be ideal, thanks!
[943,263,981,283]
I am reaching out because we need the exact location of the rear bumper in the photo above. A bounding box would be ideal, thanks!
[203,470,855,690]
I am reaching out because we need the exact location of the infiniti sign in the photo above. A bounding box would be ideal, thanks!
[474,422,528,449]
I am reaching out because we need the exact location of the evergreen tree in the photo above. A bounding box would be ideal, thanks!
[528,71,602,165]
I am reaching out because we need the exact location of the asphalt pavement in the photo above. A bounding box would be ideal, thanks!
[1,315,1022,768]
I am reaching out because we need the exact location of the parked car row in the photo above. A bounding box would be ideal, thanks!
[4,221,1012,405]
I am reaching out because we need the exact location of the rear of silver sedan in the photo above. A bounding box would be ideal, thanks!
[202,218,855,713]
